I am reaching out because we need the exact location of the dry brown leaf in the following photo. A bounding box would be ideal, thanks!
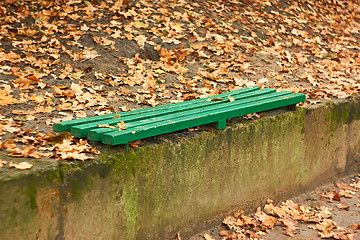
[97,124,116,129]
[134,35,146,49]
[129,140,142,148]
[228,95,235,102]
[1,139,17,150]
[219,230,229,237]
[117,121,126,130]
[315,219,336,234]
[205,98,224,102]
[254,207,277,229]
[337,182,355,191]
[264,199,286,218]
[47,132,72,144]
[281,218,298,237]
[0,159,7,167]
[9,146,42,159]
[336,203,350,211]
[9,161,33,170]
[339,190,354,198]
[319,206,333,219]
[350,224,360,230]
[203,233,215,240]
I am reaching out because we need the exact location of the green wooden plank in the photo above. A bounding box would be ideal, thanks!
[216,119,226,130]
[87,90,286,141]
[53,86,260,132]
[101,93,306,145]
[87,90,291,141]
[72,88,275,138]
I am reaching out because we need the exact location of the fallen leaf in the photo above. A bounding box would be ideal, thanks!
[281,218,298,237]
[117,121,126,130]
[228,95,235,102]
[129,139,142,148]
[97,124,116,129]
[9,146,42,158]
[1,139,17,150]
[204,233,215,240]
[135,35,146,49]
[219,230,229,237]
[47,132,72,144]
[350,224,360,230]
[0,159,7,167]
[9,161,33,170]
[336,203,350,211]
[206,98,224,102]
[319,206,333,219]
[337,182,355,191]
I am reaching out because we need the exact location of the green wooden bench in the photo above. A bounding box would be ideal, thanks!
[53,86,305,147]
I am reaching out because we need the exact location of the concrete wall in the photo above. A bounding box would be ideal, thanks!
[1,97,360,240]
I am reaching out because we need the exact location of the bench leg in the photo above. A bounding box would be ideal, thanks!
[126,143,129,152]
[216,119,227,130]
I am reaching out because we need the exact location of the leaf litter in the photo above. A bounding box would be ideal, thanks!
[188,174,360,240]
[1,0,360,167]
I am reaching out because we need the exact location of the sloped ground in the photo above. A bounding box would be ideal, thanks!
[0,0,360,163]
[189,174,360,240]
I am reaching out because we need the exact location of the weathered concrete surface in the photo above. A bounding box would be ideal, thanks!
[1,97,360,240]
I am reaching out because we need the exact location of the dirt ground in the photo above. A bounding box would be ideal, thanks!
[188,174,360,240]
[0,1,360,160]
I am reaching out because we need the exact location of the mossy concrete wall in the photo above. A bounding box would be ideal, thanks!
[1,97,360,240]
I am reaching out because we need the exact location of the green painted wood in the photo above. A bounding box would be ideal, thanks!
[87,90,290,141]
[73,88,275,138]
[52,86,306,146]
[101,93,306,145]
[53,86,260,132]
[216,119,227,130]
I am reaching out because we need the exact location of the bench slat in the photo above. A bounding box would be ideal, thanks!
[72,88,276,138]
[87,90,290,141]
[101,93,305,145]
[53,86,260,132]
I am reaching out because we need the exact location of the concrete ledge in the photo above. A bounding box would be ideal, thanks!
[1,96,360,239]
